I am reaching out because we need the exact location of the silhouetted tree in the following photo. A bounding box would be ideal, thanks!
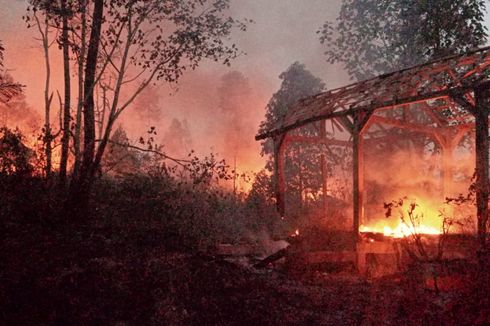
[102,126,140,176]
[0,127,34,176]
[319,0,488,80]
[217,70,252,183]
[162,118,192,158]
[258,62,326,217]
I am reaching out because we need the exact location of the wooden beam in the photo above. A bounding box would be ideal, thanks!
[283,135,350,147]
[338,116,354,133]
[368,116,440,136]
[256,85,481,141]
[449,92,476,113]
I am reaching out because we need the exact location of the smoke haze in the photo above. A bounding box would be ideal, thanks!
[1,0,489,185]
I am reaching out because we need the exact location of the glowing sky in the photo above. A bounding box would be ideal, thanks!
[0,0,489,181]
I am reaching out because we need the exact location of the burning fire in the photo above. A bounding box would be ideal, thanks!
[290,229,300,237]
[360,198,445,238]
[360,224,441,238]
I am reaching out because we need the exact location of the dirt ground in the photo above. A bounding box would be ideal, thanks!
[1,221,489,325]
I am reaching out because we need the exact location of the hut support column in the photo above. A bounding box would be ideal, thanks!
[453,85,490,250]
[475,86,490,249]
[320,120,328,220]
[321,155,328,218]
[352,111,372,242]
[274,135,287,217]
[352,125,363,242]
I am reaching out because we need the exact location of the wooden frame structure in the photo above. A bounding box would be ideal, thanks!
[256,46,490,247]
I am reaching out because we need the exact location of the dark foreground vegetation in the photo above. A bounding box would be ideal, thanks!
[1,171,489,325]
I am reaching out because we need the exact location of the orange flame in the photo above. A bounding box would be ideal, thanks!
[361,197,445,238]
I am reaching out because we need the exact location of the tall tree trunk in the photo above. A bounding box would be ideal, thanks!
[80,0,103,179]
[89,17,134,184]
[38,14,52,179]
[69,0,104,215]
[73,0,87,180]
[59,0,71,185]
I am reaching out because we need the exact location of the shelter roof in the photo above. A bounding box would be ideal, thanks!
[256,47,490,140]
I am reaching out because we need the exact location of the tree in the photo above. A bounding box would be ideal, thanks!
[162,118,192,158]
[133,85,164,124]
[76,0,104,203]
[0,127,34,176]
[0,73,38,129]
[58,0,72,185]
[25,2,70,179]
[258,62,326,219]
[26,0,90,182]
[22,0,247,212]
[319,0,488,80]
[72,0,88,179]
[0,69,23,106]
[102,126,140,176]
[217,70,252,190]
[246,169,277,233]
[58,0,247,212]
[0,41,23,110]
[259,63,326,146]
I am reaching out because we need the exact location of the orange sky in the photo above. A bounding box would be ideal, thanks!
[1,0,488,181]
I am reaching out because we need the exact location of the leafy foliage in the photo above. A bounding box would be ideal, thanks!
[0,127,34,176]
[319,0,488,80]
[0,42,23,104]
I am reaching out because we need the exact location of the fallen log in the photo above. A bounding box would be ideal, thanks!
[254,246,290,268]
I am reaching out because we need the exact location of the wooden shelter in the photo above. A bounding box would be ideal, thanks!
[256,46,490,247]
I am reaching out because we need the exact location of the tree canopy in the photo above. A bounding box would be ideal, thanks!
[258,62,325,156]
[257,62,326,219]
[319,0,488,80]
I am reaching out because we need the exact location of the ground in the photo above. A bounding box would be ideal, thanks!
[2,219,489,325]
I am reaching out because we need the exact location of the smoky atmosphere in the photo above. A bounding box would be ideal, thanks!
[1,1,490,325]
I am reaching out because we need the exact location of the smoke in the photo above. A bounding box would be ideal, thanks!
[362,128,476,232]
[0,0,353,181]
[161,118,192,158]
[0,73,40,135]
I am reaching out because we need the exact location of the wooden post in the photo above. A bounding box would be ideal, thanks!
[474,86,490,249]
[352,111,373,242]
[321,154,328,218]
[274,135,286,217]
[352,123,363,242]
[320,120,328,220]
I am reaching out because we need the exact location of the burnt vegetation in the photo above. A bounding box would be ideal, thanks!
[1,0,490,325]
